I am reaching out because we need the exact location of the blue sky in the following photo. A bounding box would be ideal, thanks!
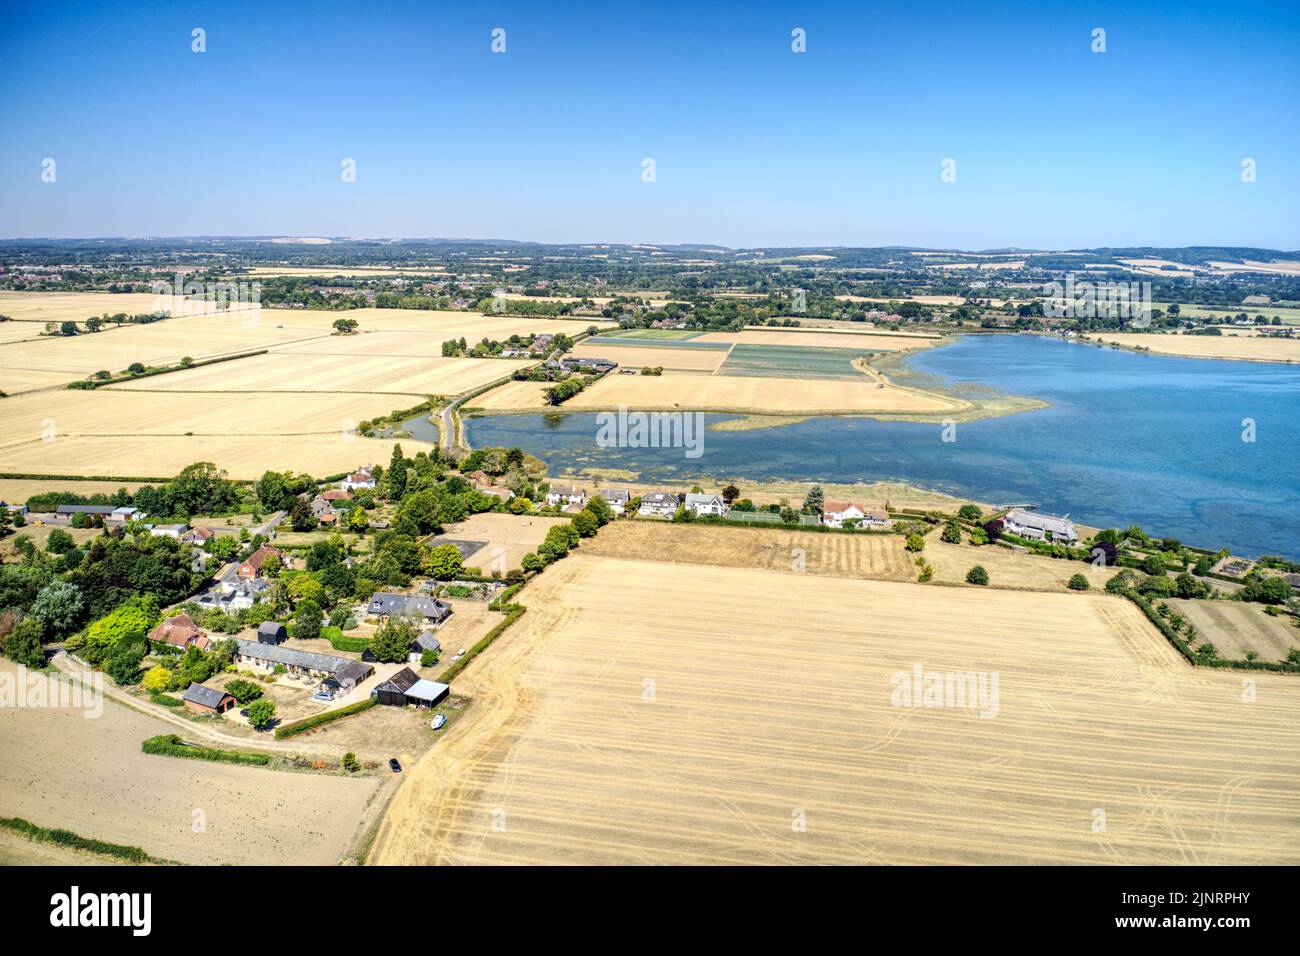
[1,0,1297,249]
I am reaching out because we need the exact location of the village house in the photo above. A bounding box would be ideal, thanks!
[149,523,187,539]
[320,489,352,503]
[410,629,441,662]
[238,544,284,579]
[180,526,215,547]
[195,576,270,612]
[182,683,236,716]
[1002,508,1079,545]
[821,501,890,529]
[598,488,630,514]
[545,484,587,508]
[474,482,515,502]
[341,467,376,492]
[684,493,729,517]
[148,613,210,651]
[234,640,374,689]
[637,491,680,518]
[366,591,453,626]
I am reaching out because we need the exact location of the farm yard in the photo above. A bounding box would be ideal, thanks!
[371,555,1300,865]
[0,660,378,866]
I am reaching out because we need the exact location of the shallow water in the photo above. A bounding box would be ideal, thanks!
[462,336,1300,557]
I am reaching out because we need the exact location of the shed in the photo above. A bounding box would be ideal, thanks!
[372,667,421,707]
[404,679,450,708]
[258,621,287,645]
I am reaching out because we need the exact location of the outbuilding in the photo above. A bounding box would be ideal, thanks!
[258,621,287,645]
[182,683,236,716]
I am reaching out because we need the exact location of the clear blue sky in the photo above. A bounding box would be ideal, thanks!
[2,0,1297,249]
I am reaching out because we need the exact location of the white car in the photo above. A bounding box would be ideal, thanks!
[430,714,447,731]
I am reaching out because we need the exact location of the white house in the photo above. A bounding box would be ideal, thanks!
[821,501,889,529]
[545,484,587,508]
[598,488,630,514]
[1002,508,1079,544]
[684,493,728,517]
[637,492,679,518]
[149,523,187,539]
[341,468,376,492]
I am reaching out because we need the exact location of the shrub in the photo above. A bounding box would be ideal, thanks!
[246,698,277,731]
[966,565,989,586]
[223,678,263,704]
[940,522,962,544]
[342,752,361,773]
[905,533,925,553]
[142,734,270,766]
[275,696,377,739]
[1067,573,1090,591]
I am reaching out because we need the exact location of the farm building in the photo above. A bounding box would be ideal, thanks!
[367,592,452,626]
[372,668,450,708]
[182,683,236,716]
[1002,509,1079,544]
[234,640,373,689]
[258,621,287,645]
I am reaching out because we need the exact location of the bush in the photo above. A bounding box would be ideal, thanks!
[940,521,962,544]
[966,565,989,586]
[223,678,263,704]
[342,751,361,773]
[1068,573,1090,591]
[904,533,925,553]
[142,734,270,766]
[246,698,277,731]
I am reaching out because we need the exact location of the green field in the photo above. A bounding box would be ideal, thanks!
[585,335,729,349]
[717,344,875,379]
[607,329,705,340]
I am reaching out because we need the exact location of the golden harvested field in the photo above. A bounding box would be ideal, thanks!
[466,379,554,410]
[0,390,429,479]
[554,371,967,416]
[695,329,939,350]
[110,352,526,396]
[1087,332,1300,364]
[925,539,1099,591]
[571,342,727,372]
[435,512,573,572]
[0,368,82,394]
[0,478,148,502]
[583,520,914,580]
[0,313,325,378]
[370,555,1300,865]
[0,660,378,866]
[254,308,612,339]
[0,290,260,324]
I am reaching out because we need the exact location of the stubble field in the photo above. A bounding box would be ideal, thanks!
[1087,332,1300,364]
[369,555,1300,865]
[0,661,377,866]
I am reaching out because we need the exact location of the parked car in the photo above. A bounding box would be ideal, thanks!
[388,758,402,773]
[430,714,447,730]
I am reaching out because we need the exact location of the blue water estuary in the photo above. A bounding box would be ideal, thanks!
[463,336,1300,557]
